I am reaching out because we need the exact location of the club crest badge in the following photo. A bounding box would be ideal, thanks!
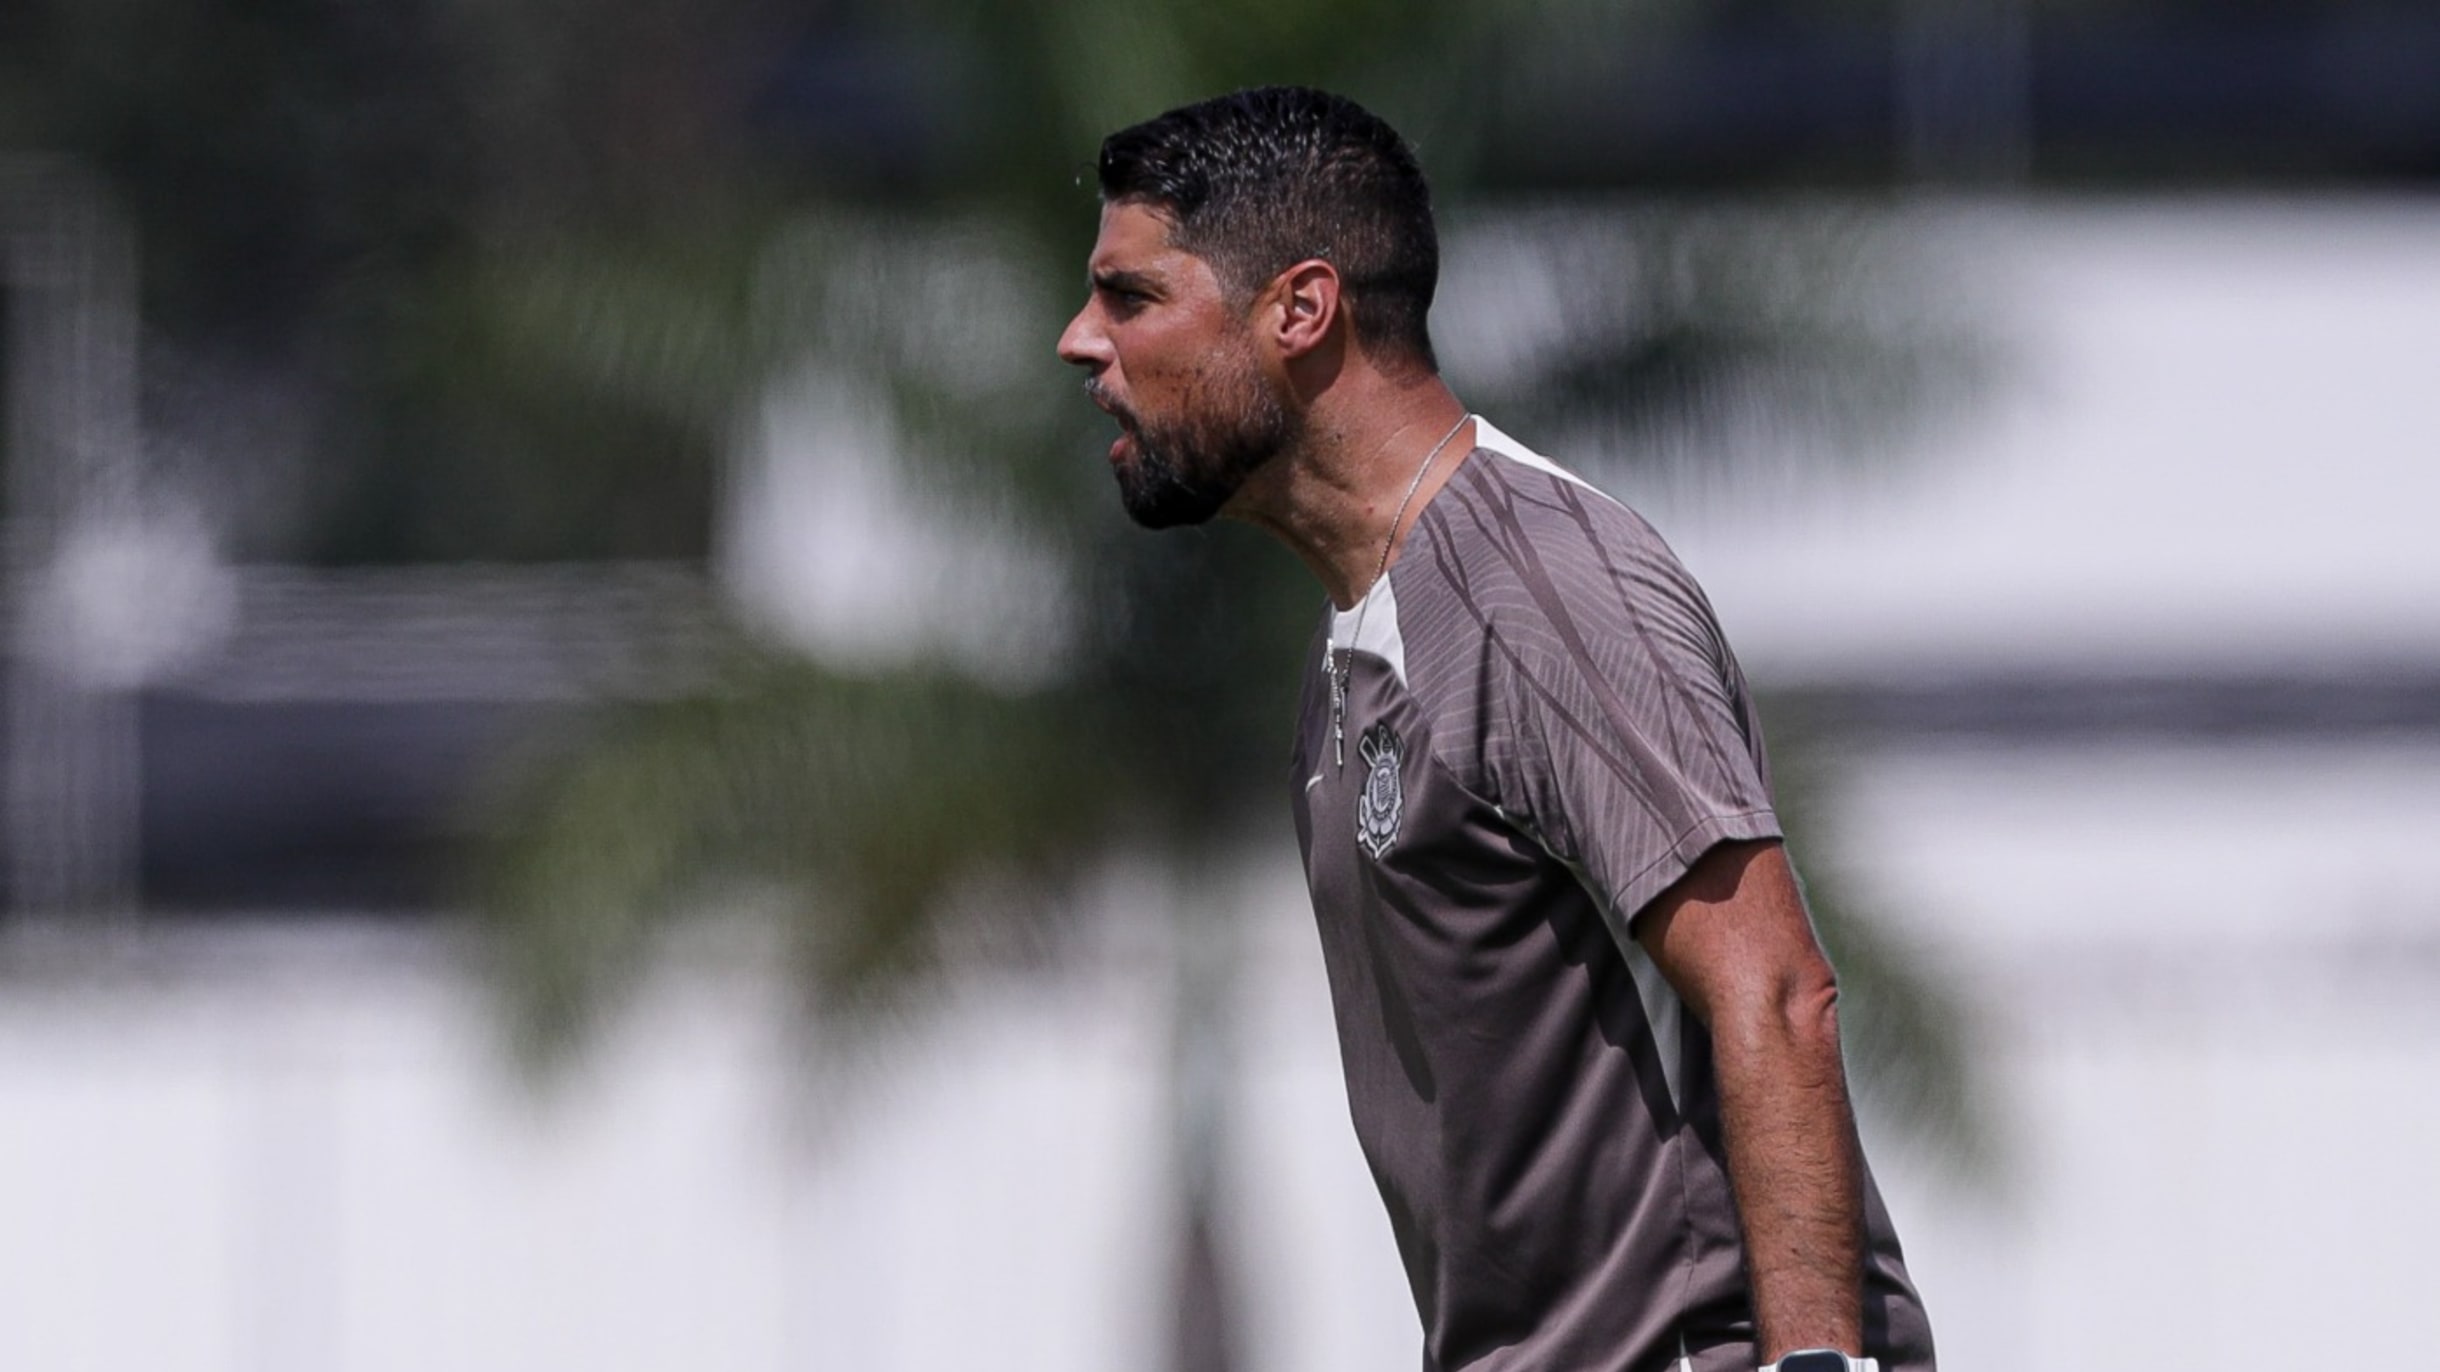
[1355,722,1404,859]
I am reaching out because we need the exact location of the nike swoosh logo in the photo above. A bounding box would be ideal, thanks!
[1305,773,1324,792]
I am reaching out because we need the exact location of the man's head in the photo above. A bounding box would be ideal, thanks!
[1097,86,1441,373]
[1058,87,1442,528]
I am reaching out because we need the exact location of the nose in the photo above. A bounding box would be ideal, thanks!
[1057,301,1109,370]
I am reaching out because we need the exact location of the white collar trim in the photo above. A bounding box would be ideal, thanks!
[1328,573,1407,688]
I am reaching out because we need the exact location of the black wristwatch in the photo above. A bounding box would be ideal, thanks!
[1758,1352,1879,1372]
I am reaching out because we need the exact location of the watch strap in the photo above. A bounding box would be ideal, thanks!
[1758,1353,1879,1372]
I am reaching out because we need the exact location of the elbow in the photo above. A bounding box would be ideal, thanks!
[1730,955,1844,1059]
[1703,960,1850,1108]
[1780,957,1843,1040]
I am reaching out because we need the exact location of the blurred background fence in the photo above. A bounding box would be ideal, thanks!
[3,2,2438,1369]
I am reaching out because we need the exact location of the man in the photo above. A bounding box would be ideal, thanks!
[1057,87,1934,1372]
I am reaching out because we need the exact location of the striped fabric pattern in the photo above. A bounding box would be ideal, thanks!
[1288,421,1933,1372]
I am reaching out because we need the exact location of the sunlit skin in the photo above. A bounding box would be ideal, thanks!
[1052,202,1289,529]
[1639,839,1868,1360]
[1057,199,1474,609]
[1060,198,1868,1363]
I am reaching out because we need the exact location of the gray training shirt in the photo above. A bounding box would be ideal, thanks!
[1288,420,1933,1372]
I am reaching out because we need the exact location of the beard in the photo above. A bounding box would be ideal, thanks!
[1096,353,1297,529]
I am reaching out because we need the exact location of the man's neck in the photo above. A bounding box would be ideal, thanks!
[1230,377,1473,611]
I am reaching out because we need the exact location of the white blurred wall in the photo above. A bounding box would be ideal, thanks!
[1655,197,2440,679]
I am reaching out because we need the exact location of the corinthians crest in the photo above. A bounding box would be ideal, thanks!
[1355,722,1404,858]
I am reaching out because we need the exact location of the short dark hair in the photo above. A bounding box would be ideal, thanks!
[1097,86,1440,372]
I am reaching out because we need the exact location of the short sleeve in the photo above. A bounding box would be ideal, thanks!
[1480,496,1782,950]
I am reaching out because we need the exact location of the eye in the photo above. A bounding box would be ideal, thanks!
[1092,275,1156,317]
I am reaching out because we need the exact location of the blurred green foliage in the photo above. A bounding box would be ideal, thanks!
[1,0,1989,1169]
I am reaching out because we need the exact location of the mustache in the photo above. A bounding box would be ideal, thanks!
[1083,378,1135,427]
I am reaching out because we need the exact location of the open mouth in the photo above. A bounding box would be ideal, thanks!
[1083,381,1139,463]
[1083,379,1131,425]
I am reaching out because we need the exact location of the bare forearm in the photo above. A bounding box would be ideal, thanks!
[1711,990,1868,1360]
[1636,841,1874,1362]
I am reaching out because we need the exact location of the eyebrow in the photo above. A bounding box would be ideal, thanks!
[1090,267,1161,296]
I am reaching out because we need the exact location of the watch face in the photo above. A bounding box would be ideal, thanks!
[1778,1353,1852,1372]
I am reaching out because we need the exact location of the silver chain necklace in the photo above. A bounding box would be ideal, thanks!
[1328,412,1473,769]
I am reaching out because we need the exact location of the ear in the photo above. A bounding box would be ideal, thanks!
[1261,259,1342,361]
